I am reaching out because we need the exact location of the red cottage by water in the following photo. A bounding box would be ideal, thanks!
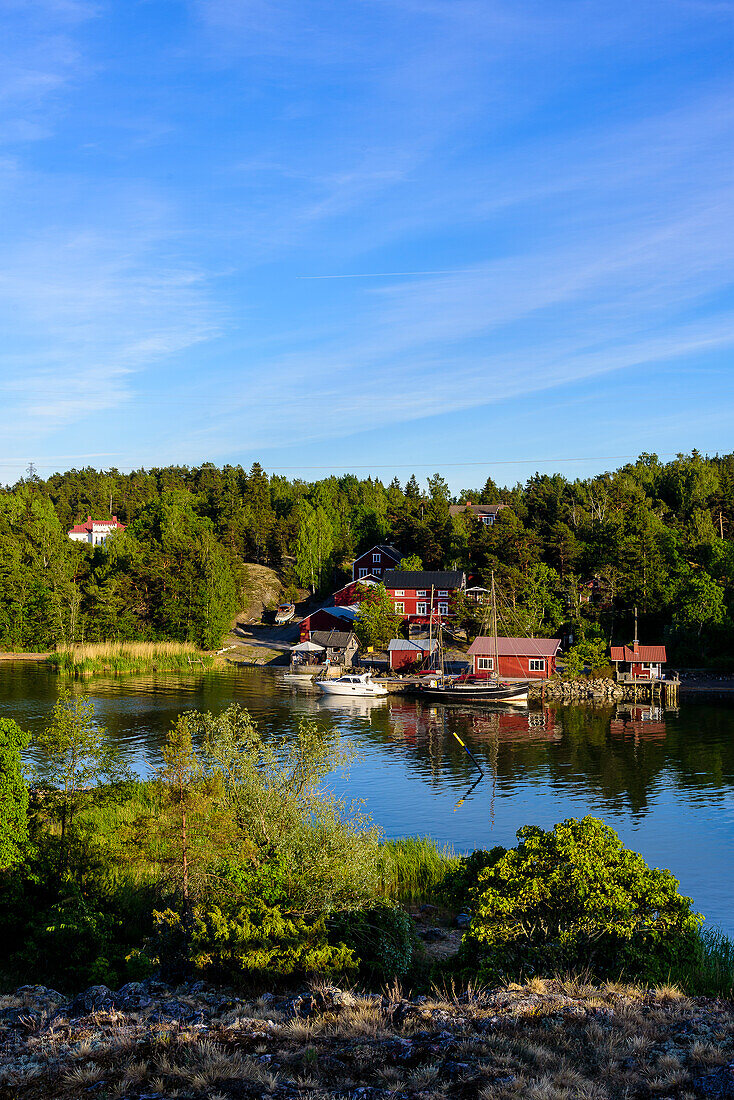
[467,637,561,680]
[610,641,667,681]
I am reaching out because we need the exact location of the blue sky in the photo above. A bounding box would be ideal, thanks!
[0,0,733,491]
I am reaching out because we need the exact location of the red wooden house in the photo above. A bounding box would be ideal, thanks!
[610,641,666,681]
[467,637,561,680]
[332,577,379,606]
[351,544,400,581]
[448,501,508,526]
[383,569,466,625]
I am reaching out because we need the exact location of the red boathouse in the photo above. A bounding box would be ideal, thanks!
[610,641,666,681]
[467,637,561,680]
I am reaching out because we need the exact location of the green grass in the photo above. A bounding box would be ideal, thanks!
[376,837,460,904]
[670,927,734,998]
[46,641,218,677]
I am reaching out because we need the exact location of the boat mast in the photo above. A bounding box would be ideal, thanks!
[491,570,499,682]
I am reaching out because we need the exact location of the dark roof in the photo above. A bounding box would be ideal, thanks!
[311,630,357,650]
[449,503,508,517]
[468,637,561,658]
[355,544,400,560]
[611,645,666,663]
[383,569,466,589]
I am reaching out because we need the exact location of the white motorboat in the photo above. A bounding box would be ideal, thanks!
[316,672,388,697]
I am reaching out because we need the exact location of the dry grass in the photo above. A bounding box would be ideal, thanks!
[46,640,218,677]
[1,979,733,1100]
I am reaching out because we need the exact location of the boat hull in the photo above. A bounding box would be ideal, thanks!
[412,682,528,705]
[317,681,388,697]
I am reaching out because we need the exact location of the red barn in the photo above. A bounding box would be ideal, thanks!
[299,605,357,641]
[610,642,666,681]
[467,637,561,680]
[332,577,379,606]
[383,570,466,625]
[351,544,400,581]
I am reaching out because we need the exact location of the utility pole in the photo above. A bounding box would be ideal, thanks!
[720,511,725,539]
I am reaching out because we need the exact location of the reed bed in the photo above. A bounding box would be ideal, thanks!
[46,640,217,677]
[376,837,460,904]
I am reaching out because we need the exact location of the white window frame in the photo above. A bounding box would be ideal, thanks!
[482,515,495,525]
[416,602,427,616]
[417,589,427,597]
[358,568,369,578]
[529,658,546,672]
[437,589,448,597]
[477,657,494,671]
[394,601,405,614]
[394,589,404,596]
[438,602,448,616]
[373,552,381,562]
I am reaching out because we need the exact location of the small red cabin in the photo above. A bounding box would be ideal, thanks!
[388,638,438,671]
[610,642,666,681]
[351,544,400,581]
[467,637,560,680]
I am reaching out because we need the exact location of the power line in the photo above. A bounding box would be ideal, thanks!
[0,452,686,473]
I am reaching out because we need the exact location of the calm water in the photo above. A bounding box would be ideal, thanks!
[3,662,734,935]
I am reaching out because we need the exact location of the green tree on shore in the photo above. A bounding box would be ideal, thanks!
[0,718,30,870]
[33,692,131,873]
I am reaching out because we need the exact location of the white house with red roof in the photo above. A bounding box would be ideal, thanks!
[68,515,126,546]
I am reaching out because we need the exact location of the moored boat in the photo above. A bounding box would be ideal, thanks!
[275,602,296,624]
[412,676,528,705]
[317,672,388,697]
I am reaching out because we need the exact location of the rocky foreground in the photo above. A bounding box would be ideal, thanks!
[1,979,733,1099]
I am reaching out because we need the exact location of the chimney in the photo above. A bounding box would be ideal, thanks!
[466,499,472,506]
[632,638,639,655]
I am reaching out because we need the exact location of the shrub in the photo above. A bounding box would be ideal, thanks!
[438,846,507,909]
[460,816,702,985]
[188,902,357,984]
[330,900,417,984]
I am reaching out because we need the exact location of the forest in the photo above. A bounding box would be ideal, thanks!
[1,451,733,665]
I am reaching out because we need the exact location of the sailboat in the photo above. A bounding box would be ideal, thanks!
[411,573,529,705]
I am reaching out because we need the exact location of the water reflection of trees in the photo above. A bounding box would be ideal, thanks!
[347,698,734,815]
[4,663,734,815]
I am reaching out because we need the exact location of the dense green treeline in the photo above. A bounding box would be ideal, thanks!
[2,451,734,661]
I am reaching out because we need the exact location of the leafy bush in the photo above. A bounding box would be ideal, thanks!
[438,846,506,909]
[561,640,610,679]
[330,900,417,984]
[460,816,702,984]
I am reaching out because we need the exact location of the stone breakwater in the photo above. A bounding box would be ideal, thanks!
[1,978,733,1099]
[530,678,644,703]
